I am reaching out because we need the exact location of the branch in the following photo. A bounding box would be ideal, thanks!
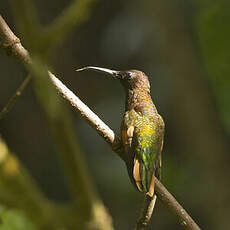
[0,74,31,120]
[135,195,157,230]
[48,71,124,160]
[0,15,201,230]
[0,15,113,230]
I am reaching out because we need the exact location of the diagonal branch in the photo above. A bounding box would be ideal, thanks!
[135,194,157,230]
[0,74,31,120]
[48,71,124,159]
[0,14,201,230]
[0,15,114,230]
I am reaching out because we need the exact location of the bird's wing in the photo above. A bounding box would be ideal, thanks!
[121,111,141,189]
[121,121,134,154]
[154,115,164,180]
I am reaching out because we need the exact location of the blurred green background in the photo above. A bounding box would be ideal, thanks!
[0,0,230,229]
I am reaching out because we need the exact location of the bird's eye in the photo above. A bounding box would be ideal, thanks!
[126,72,132,80]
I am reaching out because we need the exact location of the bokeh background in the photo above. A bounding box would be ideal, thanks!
[0,0,230,229]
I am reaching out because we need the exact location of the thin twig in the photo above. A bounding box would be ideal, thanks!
[0,14,201,230]
[135,194,157,230]
[0,75,31,120]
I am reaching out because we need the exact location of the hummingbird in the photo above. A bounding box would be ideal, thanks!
[76,66,164,197]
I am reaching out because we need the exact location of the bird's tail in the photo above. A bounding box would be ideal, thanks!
[133,156,155,197]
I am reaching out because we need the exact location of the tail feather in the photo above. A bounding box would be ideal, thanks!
[133,157,155,197]
[146,174,155,197]
[133,157,143,192]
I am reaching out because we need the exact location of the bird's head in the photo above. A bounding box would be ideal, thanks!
[76,66,150,92]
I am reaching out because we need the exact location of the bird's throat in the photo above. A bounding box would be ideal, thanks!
[125,89,158,114]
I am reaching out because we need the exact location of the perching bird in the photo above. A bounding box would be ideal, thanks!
[76,67,164,197]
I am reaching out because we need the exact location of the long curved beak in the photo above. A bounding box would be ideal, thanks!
[76,66,119,78]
